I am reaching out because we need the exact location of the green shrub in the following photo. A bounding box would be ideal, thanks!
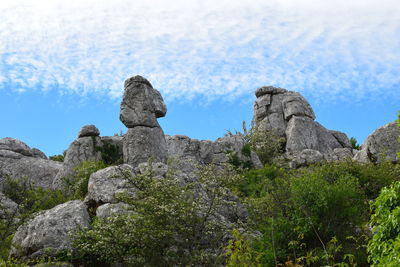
[236,161,389,266]
[368,181,400,266]
[71,164,242,266]
[350,137,361,150]
[65,161,107,199]
[49,154,64,162]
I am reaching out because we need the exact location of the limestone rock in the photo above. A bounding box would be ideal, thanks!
[0,138,33,157]
[137,162,169,178]
[287,149,324,168]
[285,116,342,154]
[96,203,132,219]
[86,164,136,205]
[120,75,167,128]
[52,136,103,189]
[123,126,167,167]
[0,192,19,219]
[354,122,399,163]
[0,156,62,191]
[282,92,315,120]
[330,130,352,149]
[255,86,287,97]
[31,148,47,159]
[78,124,100,138]
[10,200,90,260]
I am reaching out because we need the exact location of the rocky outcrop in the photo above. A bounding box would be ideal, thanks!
[0,192,19,219]
[96,202,132,219]
[0,138,61,190]
[78,124,100,138]
[10,200,90,260]
[52,125,123,189]
[85,164,136,206]
[253,86,352,166]
[166,134,262,174]
[120,76,168,167]
[354,122,399,163]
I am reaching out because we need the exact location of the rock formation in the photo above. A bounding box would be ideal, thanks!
[354,122,399,163]
[120,76,168,166]
[52,125,123,189]
[0,138,61,190]
[10,200,90,261]
[253,86,353,167]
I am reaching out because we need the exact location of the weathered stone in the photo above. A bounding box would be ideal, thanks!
[255,86,287,97]
[253,94,271,120]
[0,149,22,159]
[285,116,343,154]
[96,203,133,219]
[354,122,399,163]
[137,162,168,178]
[123,126,167,167]
[52,136,103,189]
[0,192,19,219]
[86,164,136,205]
[78,124,100,138]
[10,200,90,260]
[31,148,47,159]
[0,138,33,157]
[120,75,166,128]
[330,130,352,148]
[282,92,315,120]
[0,156,62,191]
[287,149,324,168]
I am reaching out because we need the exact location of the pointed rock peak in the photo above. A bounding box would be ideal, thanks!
[124,75,153,89]
[78,125,100,138]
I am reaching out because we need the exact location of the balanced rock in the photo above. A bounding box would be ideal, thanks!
[78,124,100,138]
[120,76,168,167]
[354,121,399,163]
[10,200,90,260]
[120,75,167,128]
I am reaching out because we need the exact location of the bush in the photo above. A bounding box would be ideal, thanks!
[234,161,397,266]
[71,163,243,266]
[368,181,400,266]
[350,137,361,150]
[49,154,64,162]
[64,161,107,199]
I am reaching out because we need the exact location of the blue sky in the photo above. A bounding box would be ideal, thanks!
[0,0,399,156]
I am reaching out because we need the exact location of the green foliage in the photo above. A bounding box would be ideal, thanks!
[92,137,122,165]
[397,112,400,159]
[225,229,261,267]
[49,154,64,162]
[349,137,361,150]
[368,181,400,266]
[71,163,242,266]
[234,161,399,266]
[247,124,285,166]
[64,160,107,199]
[0,176,71,260]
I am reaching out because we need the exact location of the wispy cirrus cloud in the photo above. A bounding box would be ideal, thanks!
[0,0,399,103]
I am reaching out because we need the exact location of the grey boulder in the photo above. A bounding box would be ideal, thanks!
[10,200,90,260]
[86,164,136,205]
[78,124,100,138]
[0,192,19,219]
[354,122,399,163]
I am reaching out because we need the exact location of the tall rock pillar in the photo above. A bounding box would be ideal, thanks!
[120,76,168,166]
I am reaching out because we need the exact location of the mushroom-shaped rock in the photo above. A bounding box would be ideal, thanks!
[10,200,90,260]
[120,75,167,128]
[78,124,100,138]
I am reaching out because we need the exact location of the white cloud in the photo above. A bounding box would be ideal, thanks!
[0,0,399,103]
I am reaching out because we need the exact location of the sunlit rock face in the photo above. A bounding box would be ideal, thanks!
[354,122,399,163]
[253,86,353,167]
[120,75,168,167]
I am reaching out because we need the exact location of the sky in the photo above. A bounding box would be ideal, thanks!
[0,0,399,156]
